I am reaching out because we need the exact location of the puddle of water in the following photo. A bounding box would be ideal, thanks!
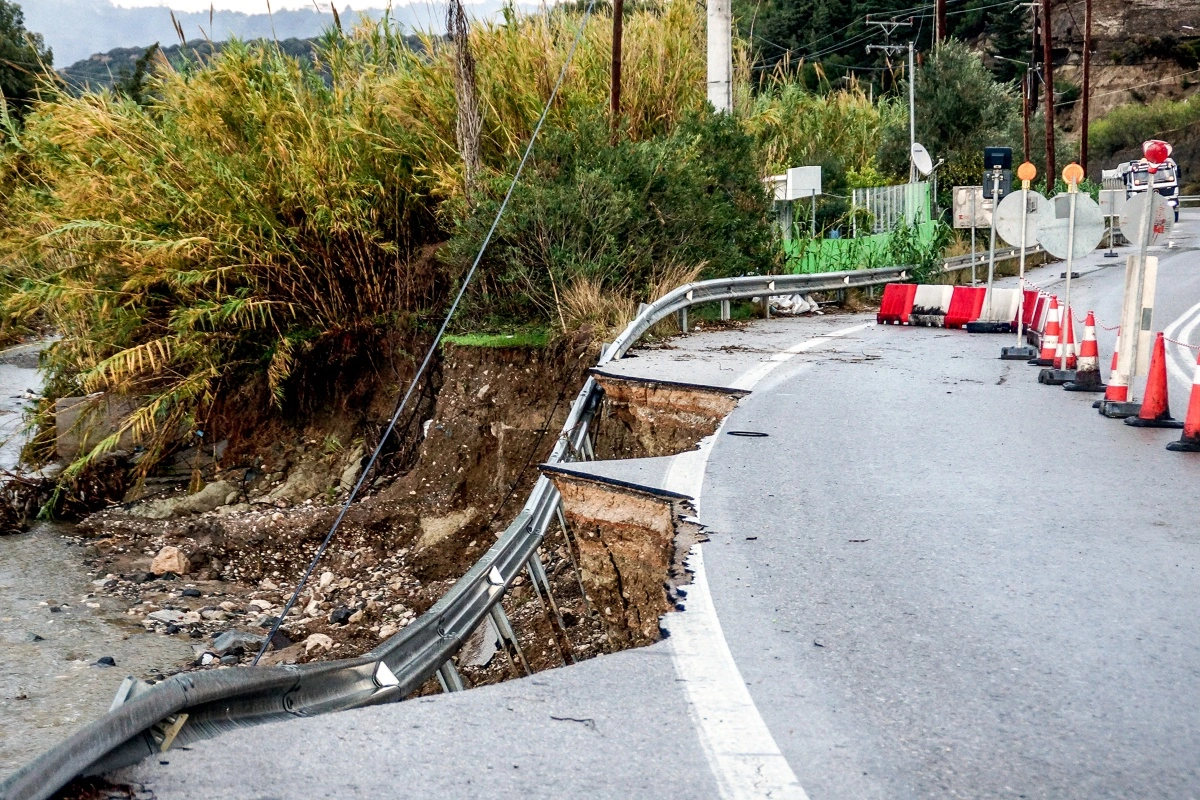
[0,341,192,779]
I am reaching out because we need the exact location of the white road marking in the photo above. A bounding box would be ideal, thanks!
[661,320,871,800]
[1161,299,1200,387]
[732,322,871,391]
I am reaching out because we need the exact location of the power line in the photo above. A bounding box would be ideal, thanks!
[1054,66,1200,107]
[252,0,602,666]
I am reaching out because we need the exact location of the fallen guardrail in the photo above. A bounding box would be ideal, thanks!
[1,249,1045,800]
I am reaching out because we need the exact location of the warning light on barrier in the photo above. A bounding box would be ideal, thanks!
[1062,163,1084,185]
[1017,162,1037,182]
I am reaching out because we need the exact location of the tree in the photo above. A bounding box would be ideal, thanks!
[879,39,1019,187]
[0,0,51,122]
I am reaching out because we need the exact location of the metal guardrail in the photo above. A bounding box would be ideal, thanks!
[1178,195,1200,207]
[1,249,1045,800]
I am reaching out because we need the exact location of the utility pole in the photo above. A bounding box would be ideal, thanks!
[611,0,624,126]
[908,41,916,182]
[1043,0,1056,185]
[1017,2,1039,164]
[1080,0,1092,173]
[866,17,916,181]
[1023,70,1031,161]
[936,0,946,41]
[1028,1,1040,135]
[707,0,732,113]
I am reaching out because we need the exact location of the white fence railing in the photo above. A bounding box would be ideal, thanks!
[851,182,930,236]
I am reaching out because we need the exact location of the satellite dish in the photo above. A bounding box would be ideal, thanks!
[911,143,934,176]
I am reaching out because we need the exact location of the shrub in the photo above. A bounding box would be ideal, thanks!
[446,111,776,332]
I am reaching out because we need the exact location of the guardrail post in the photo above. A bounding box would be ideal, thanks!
[489,603,532,676]
[527,552,576,665]
[436,660,466,693]
[677,307,688,333]
[719,299,730,321]
[555,501,592,617]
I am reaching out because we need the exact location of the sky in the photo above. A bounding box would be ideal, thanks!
[108,1,389,9]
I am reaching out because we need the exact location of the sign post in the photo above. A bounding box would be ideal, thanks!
[1038,163,1101,382]
[1102,139,1173,417]
[967,147,1013,333]
[1000,162,1042,359]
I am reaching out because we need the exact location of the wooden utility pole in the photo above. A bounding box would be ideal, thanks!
[1029,2,1039,114]
[1042,0,1056,184]
[611,0,624,125]
[448,0,482,204]
[1023,71,1031,162]
[936,0,946,41]
[1080,0,1092,173]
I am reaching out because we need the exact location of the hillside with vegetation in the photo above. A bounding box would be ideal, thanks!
[0,0,1191,512]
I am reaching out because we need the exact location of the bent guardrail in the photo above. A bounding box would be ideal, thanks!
[1,252,1044,800]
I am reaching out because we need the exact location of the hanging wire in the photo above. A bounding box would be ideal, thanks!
[252,0,601,665]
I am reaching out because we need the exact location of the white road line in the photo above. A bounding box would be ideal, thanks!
[732,322,871,391]
[1162,299,1200,387]
[661,320,871,800]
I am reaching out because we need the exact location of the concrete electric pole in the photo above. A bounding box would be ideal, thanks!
[707,0,732,113]
[866,17,916,182]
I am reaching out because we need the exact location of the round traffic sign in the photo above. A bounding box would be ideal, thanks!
[994,189,1047,248]
[1120,191,1174,246]
[1143,139,1172,165]
[1037,192,1105,259]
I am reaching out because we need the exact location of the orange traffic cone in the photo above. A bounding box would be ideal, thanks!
[1030,297,1059,366]
[1125,333,1184,428]
[1041,306,1078,385]
[1065,312,1106,392]
[1167,351,1200,451]
[1056,309,1077,370]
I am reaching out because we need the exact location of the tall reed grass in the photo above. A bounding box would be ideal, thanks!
[0,0,895,481]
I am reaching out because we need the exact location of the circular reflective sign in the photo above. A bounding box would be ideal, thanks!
[1017,162,1037,182]
[1143,139,1172,165]
[995,189,1047,248]
[1062,162,1085,185]
[1038,192,1105,259]
[1120,191,1174,246]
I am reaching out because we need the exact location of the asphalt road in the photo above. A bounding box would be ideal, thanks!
[117,214,1200,799]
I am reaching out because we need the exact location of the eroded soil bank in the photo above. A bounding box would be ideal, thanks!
[8,318,759,793]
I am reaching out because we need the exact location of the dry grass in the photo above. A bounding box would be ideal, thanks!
[0,0,896,482]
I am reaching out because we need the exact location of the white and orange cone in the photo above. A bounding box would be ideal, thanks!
[1031,297,1060,366]
[1102,329,1128,403]
[1065,311,1106,392]
[1126,333,1184,428]
[1167,351,1200,451]
[1054,308,1078,370]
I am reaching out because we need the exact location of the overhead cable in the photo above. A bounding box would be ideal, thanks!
[252,0,601,666]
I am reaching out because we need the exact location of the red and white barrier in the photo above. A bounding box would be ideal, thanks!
[910,285,954,327]
[877,283,917,325]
